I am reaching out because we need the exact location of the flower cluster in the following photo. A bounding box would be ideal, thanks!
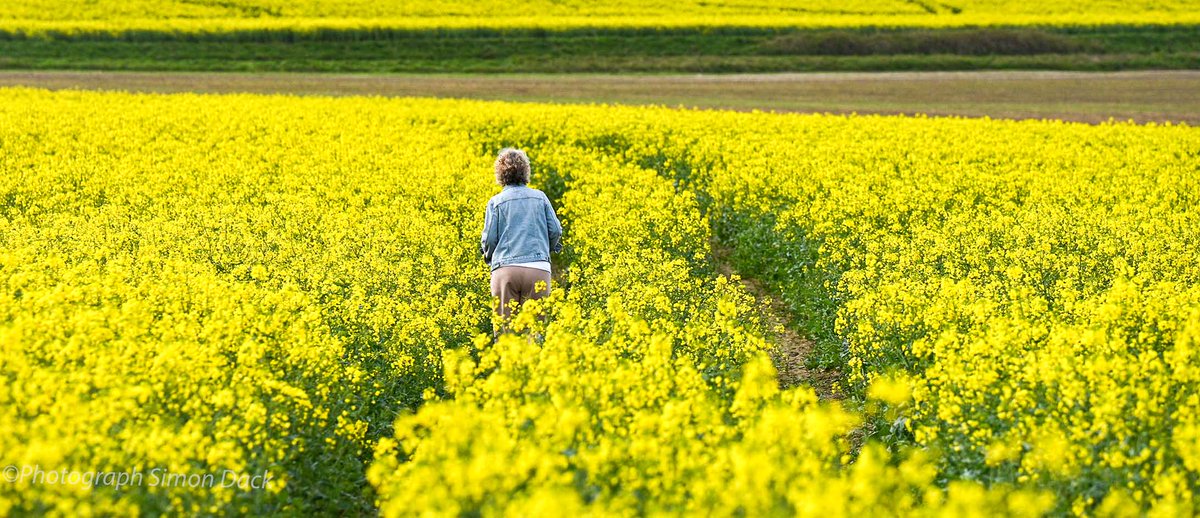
[369,122,1045,516]
[3,87,1193,515]
[664,111,1200,514]
[0,89,497,514]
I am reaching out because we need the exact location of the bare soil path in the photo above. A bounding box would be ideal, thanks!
[712,244,842,399]
[2,70,1198,124]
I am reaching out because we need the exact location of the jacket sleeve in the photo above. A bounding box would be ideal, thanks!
[545,196,563,254]
[481,200,499,264]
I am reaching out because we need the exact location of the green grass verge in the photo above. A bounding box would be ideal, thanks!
[0,25,1195,73]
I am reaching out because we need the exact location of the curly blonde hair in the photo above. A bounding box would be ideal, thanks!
[494,148,531,186]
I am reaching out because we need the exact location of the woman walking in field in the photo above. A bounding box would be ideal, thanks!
[480,148,563,322]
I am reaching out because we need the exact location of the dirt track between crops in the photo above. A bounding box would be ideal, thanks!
[2,70,1198,124]
[711,243,842,399]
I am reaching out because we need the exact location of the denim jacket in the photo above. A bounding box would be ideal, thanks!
[480,185,563,271]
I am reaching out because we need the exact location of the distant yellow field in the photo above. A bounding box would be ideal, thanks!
[1,0,1198,35]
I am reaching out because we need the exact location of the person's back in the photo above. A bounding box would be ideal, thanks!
[480,148,563,323]
[482,184,560,269]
